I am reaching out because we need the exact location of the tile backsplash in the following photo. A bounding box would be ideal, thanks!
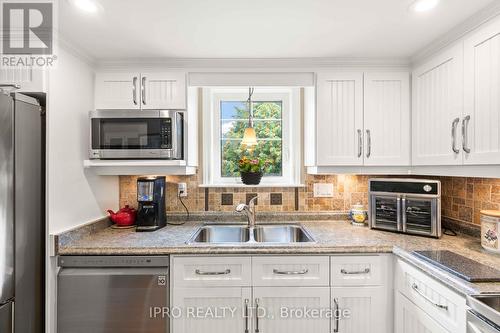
[119,173,371,213]
[119,174,500,227]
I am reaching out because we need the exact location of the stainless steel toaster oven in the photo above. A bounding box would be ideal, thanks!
[368,178,441,238]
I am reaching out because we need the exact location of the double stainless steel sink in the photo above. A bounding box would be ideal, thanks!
[186,224,315,245]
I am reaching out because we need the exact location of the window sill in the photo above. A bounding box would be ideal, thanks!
[199,183,305,188]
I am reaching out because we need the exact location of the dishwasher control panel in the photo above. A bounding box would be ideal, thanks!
[58,256,169,267]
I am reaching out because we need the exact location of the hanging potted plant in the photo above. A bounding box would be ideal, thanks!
[239,156,265,185]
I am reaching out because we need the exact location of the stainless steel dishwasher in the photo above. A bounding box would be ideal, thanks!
[57,256,169,333]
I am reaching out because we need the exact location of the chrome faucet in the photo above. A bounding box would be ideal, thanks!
[235,196,258,228]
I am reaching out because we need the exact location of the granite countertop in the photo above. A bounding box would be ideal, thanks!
[56,219,500,296]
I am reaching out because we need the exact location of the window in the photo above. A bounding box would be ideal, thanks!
[202,88,301,186]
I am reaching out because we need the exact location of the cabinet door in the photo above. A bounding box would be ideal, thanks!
[316,72,364,166]
[364,72,410,166]
[141,72,186,109]
[412,44,464,166]
[172,287,251,333]
[395,292,450,333]
[0,67,46,92]
[332,286,389,333]
[95,72,141,109]
[253,286,330,333]
[463,17,500,164]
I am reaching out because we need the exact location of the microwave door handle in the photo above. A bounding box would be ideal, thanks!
[142,76,147,106]
[396,197,403,232]
[401,197,407,233]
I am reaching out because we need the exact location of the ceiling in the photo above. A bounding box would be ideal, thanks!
[59,0,497,60]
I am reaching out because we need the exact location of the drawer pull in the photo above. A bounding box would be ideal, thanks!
[411,283,449,310]
[273,268,309,275]
[340,268,370,275]
[195,269,231,276]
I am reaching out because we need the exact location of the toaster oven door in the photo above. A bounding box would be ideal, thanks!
[370,195,402,232]
[402,197,440,237]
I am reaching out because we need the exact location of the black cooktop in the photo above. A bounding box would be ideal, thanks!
[413,250,500,283]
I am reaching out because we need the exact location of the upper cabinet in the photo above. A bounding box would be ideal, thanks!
[463,18,500,165]
[364,72,410,166]
[316,72,364,166]
[95,71,186,110]
[412,15,500,167]
[315,71,410,167]
[0,67,46,92]
[412,44,464,166]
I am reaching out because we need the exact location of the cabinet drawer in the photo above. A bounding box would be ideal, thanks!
[331,255,386,286]
[172,256,251,287]
[396,259,466,333]
[252,256,329,286]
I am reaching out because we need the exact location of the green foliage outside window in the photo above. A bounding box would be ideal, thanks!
[221,101,283,177]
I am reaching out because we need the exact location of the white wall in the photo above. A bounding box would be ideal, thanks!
[46,47,119,333]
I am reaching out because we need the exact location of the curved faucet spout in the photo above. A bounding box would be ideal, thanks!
[235,196,257,228]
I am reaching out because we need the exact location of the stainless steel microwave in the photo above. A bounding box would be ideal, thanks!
[368,179,441,238]
[89,110,184,160]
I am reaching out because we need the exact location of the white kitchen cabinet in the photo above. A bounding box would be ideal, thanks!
[172,287,251,333]
[95,72,141,109]
[95,71,187,110]
[315,71,409,167]
[253,286,330,333]
[364,72,410,166]
[412,44,464,166]
[0,67,46,92]
[395,292,450,333]
[316,72,364,166]
[141,72,186,110]
[332,287,389,333]
[463,17,500,164]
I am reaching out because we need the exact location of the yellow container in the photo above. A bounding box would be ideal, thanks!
[480,210,500,254]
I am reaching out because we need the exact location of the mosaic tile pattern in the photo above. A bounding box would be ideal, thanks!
[119,173,374,213]
[441,177,500,226]
[119,174,500,228]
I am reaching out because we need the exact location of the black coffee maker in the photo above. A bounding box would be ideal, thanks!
[136,176,166,231]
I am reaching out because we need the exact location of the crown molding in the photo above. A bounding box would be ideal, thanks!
[95,57,411,71]
[411,2,500,67]
[56,32,98,69]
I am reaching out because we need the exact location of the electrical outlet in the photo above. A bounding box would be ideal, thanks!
[313,183,334,198]
[178,183,187,197]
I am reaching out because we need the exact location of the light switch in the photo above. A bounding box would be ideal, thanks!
[313,183,334,197]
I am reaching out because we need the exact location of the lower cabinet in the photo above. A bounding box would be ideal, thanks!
[172,287,251,333]
[395,292,450,333]
[332,287,390,333]
[254,287,330,333]
[171,255,394,333]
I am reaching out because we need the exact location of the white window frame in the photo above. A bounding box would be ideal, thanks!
[202,87,302,187]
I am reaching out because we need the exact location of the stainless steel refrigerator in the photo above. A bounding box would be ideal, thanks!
[0,91,45,333]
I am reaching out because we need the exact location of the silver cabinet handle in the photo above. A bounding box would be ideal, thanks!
[244,299,249,333]
[357,129,363,158]
[340,268,370,275]
[0,84,20,89]
[366,129,371,158]
[411,283,448,310]
[195,269,231,275]
[333,298,339,333]
[462,115,471,153]
[273,268,309,275]
[451,118,460,153]
[141,76,147,105]
[255,298,260,333]
[132,77,138,105]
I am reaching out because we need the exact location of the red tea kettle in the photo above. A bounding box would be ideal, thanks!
[107,205,137,226]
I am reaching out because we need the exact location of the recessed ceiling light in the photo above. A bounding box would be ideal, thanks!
[70,0,102,13]
[410,0,440,12]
